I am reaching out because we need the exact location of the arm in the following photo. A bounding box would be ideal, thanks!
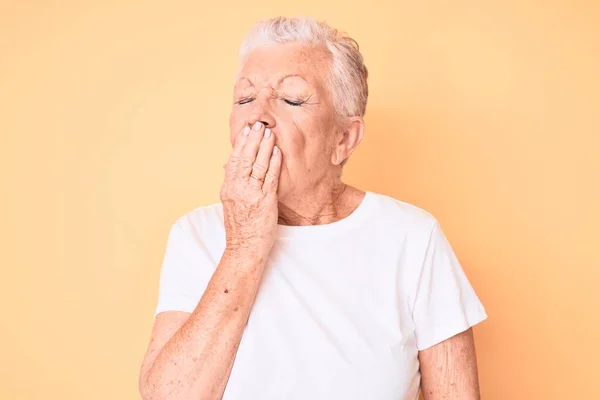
[418,328,482,400]
[139,121,281,400]
[139,249,266,400]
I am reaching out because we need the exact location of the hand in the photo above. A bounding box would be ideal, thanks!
[220,122,282,257]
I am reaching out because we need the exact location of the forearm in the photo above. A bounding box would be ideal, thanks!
[142,249,267,400]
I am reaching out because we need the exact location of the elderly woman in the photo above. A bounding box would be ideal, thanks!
[139,17,487,400]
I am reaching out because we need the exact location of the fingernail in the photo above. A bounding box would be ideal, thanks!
[243,126,250,136]
[273,146,279,155]
[264,128,271,139]
[252,121,262,131]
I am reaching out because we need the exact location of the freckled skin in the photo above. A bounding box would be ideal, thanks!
[138,42,366,400]
[419,329,482,399]
[229,42,365,225]
[138,41,482,400]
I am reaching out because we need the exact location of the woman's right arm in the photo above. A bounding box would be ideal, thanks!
[139,248,267,400]
[139,122,281,400]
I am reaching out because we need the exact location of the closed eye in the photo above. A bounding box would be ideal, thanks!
[284,99,304,106]
[236,98,304,106]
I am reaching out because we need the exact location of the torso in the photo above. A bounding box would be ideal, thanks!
[181,191,435,400]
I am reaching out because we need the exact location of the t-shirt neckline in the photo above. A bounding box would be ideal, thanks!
[276,191,376,240]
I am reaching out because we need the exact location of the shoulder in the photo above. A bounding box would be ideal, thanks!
[171,202,225,238]
[367,191,439,236]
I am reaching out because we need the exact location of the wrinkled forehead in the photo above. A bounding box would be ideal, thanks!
[234,43,331,90]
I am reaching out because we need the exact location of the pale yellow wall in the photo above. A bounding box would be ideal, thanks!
[1,1,599,399]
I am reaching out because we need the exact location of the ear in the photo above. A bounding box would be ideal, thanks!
[331,117,364,166]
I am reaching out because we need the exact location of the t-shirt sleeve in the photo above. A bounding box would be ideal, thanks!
[154,221,215,317]
[412,220,488,350]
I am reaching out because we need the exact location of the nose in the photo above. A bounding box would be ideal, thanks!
[247,96,276,129]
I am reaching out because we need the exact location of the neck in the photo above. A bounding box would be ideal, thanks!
[277,182,364,226]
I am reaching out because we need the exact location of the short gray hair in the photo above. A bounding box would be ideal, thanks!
[239,16,369,119]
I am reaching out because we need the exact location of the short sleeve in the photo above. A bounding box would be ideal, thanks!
[412,220,488,350]
[154,221,215,317]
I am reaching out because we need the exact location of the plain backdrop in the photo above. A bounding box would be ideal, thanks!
[1,1,599,399]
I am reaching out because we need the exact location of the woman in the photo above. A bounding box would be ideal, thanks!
[139,16,487,400]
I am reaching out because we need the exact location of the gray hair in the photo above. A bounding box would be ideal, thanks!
[239,16,369,119]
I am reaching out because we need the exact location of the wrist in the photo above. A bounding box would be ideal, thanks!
[222,245,270,268]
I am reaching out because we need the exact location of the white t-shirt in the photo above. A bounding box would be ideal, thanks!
[155,191,488,400]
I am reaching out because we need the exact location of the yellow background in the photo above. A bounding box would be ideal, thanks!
[1,1,599,399]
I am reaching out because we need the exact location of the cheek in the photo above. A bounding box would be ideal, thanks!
[277,115,330,155]
[293,114,332,157]
[277,119,308,160]
[276,120,329,174]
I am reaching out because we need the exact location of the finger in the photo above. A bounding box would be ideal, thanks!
[225,126,250,180]
[262,146,282,194]
[230,125,251,159]
[249,127,274,188]
[237,121,265,178]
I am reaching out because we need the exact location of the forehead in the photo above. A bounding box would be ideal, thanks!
[235,42,330,89]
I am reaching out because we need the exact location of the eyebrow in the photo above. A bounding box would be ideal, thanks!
[276,74,308,85]
[236,74,308,88]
